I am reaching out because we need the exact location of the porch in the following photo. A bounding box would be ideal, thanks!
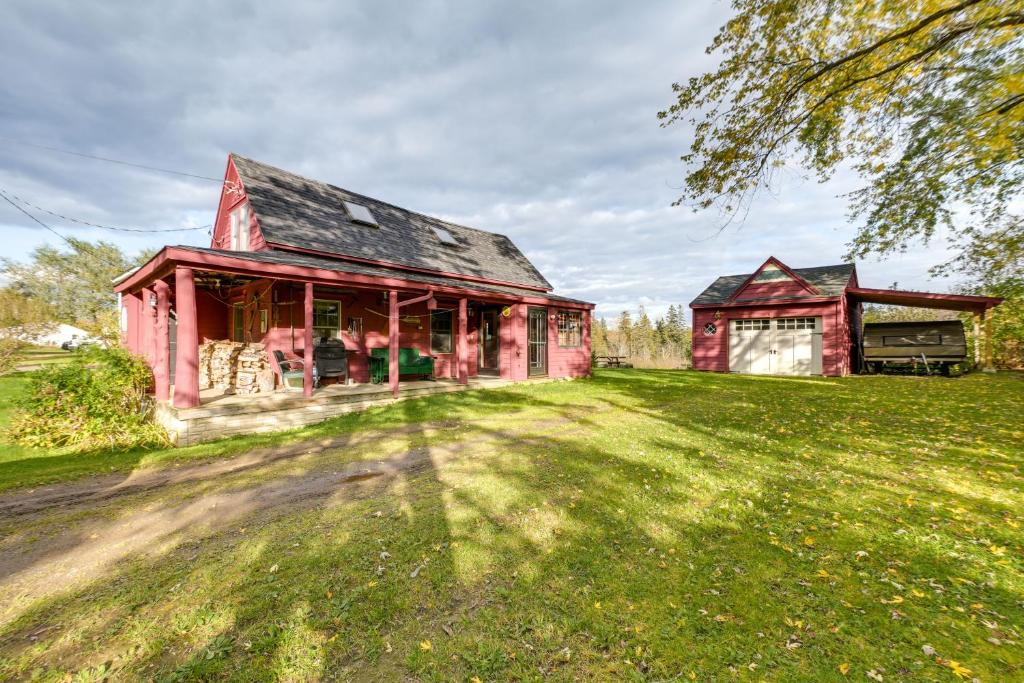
[158,376,520,446]
[117,246,591,421]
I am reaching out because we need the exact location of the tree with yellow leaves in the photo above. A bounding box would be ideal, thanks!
[660,0,1022,279]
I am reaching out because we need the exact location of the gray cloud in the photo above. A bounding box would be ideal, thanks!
[0,0,959,320]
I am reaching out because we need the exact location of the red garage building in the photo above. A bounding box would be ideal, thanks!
[690,256,1002,376]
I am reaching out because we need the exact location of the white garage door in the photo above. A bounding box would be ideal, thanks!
[729,317,822,375]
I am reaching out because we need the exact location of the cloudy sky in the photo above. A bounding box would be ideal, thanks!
[1,1,960,320]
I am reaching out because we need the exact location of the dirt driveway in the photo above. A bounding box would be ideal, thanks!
[0,408,598,631]
[0,423,461,629]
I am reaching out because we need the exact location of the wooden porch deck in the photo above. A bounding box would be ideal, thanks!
[156,377,518,446]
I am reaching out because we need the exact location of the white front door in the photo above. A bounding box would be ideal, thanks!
[730,317,822,375]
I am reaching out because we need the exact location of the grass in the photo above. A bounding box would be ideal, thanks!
[0,369,1022,681]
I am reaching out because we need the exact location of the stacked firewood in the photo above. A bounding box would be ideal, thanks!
[196,340,274,394]
[234,343,272,395]
[197,342,216,389]
[209,341,244,391]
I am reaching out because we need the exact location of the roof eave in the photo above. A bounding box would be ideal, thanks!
[114,246,593,309]
[690,295,843,309]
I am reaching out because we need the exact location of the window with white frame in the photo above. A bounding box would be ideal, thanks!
[557,310,582,347]
[777,317,816,330]
[733,318,770,331]
[312,300,341,340]
[229,202,251,250]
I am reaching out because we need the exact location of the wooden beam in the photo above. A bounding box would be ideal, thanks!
[973,312,982,367]
[389,290,399,398]
[983,307,995,372]
[457,297,468,385]
[153,280,171,402]
[172,267,200,409]
[304,282,314,397]
[396,289,435,309]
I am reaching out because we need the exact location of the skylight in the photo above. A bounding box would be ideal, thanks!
[343,200,378,227]
[432,226,459,245]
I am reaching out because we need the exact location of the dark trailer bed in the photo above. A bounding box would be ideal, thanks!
[862,320,967,374]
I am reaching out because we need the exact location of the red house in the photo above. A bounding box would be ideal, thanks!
[115,154,593,413]
[690,256,1001,376]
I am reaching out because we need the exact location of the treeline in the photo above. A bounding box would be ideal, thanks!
[592,304,692,368]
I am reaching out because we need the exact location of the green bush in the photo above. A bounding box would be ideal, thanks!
[7,346,168,451]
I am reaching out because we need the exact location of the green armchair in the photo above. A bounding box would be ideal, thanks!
[369,347,435,383]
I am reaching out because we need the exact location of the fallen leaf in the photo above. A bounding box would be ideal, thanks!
[839,662,850,675]
[945,659,972,679]
[419,640,432,652]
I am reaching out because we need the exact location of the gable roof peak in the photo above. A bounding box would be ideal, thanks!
[690,261,857,306]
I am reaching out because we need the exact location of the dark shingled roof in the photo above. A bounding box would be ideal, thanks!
[691,263,856,305]
[180,246,590,305]
[231,154,552,290]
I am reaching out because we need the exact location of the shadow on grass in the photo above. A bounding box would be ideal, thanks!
[0,369,1021,680]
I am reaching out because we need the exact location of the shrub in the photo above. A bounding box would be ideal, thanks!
[0,337,24,375]
[7,346,168,451]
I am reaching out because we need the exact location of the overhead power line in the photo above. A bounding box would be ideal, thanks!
[2,191,209,233]
[0,191,143,268]
[0,136,223,182]
[0,188,76,247]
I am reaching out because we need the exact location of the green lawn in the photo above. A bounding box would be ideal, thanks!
[0,370,1021,681]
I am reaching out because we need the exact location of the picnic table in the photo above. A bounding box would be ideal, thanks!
[595,355,632,368]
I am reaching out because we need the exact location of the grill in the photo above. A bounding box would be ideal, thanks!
[314,339,349,382]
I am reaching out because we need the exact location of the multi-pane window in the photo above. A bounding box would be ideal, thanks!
[430,310,453,354]
[702,322,717,336]
[777,317,816,330]
[312,300,340,340]
[733,318,771,331]
[557,310,582,347]
[229,203,250,250]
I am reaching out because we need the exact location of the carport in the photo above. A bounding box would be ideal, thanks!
[845,287,1004,371]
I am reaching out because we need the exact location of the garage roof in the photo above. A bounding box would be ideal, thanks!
[691,263,855,305]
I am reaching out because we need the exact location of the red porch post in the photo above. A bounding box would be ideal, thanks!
[141,286,155,366]
[389,290,399,398]
[304,282,314,397]
[154,280,171,401]
[173,267,200,409]
[457,297,468,384]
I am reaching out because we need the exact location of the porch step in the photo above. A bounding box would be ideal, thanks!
[157,377,522,446]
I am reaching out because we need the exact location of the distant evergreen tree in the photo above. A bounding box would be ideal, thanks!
[616,311,633,356]
[633,306,655,360]
[591,315,611,356]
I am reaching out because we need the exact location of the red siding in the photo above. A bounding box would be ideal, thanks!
[210,157,268,252]
[200,284,595,384]
[691,300,851,376]
[733,279,809,301]
[547,308,592,378]
[120,291,142,355]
